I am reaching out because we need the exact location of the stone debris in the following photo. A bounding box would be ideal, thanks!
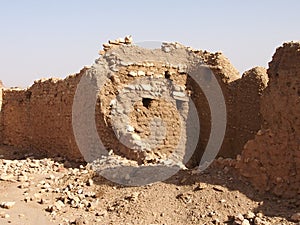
[244,211,256,220]
[0,156,102,221]
[230,212,275,225]
[0,153,297,224]
[0,173,16,182]
[176,192,193,204]
[233,213,251,225]
[193,183,208,191]
[86,178,94,187]
[212,186,226,193]
[101,35,133,53]
[74,217,89,225]
[128,71,137,77]
[0,212,10,218]
[291,213,300,222]
[0,202,15,209]
[124,192,139,202]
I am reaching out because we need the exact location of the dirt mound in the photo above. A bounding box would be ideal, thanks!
[237,42,300,198]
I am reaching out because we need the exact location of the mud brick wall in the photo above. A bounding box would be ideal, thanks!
[1,70,87,160]
[237,42,300,198]
[0,40,267,166]
[95,62,188,163]
[1,89,30,148]
[188,53,268,164]
[226,67,268,157]
[188,51,240,164]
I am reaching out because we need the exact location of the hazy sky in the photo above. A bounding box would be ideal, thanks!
[1,0,300,87]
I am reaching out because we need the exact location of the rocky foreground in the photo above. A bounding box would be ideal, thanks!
[0,147,299,225]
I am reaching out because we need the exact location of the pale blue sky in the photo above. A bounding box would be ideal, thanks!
[1,0,300,87]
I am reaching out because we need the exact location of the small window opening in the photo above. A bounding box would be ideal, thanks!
[164,71,171,79]
[142,98,153,109]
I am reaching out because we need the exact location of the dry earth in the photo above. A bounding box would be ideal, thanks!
[0,146,299,225]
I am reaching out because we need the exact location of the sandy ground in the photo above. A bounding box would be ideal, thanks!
[0,146,299,225]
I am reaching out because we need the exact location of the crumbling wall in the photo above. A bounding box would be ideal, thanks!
[226,67,268,157]
[237,42,300,197]
[1,89,29,148]
[95,62,188,163]
[187,53,268,163]
[187,51,240,164]
[0,39,266,166]
[1,70,87,160]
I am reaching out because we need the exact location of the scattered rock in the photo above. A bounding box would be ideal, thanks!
[54,200,65,211]
[128,71,137,77]
[95,210,107,217]
[219,199,226,204]
[176,192,192,204]
[0,212,10,219]
[291,212,300,222]
[124,35,132,44]
[256,212,264,218]
[137,70,146,76]
[86,179,94,187]
[234,213,244,224]
[0,202,15,209]
[193,183,208,191]
[241,219,250,225]
[213,186,226,192]
[253,217,265,225]
[0,174,15,182]
[75,217,89,225]
[125,192,139,202]
[244,211,255,220]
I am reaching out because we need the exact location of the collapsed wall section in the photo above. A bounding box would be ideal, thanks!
[237,42,300,197]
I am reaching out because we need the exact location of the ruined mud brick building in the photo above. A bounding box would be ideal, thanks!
[0,38,298,197]
[0,39,267,163]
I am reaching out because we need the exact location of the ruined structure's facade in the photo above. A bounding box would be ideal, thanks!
[1,38,298,197]
[0,39,267,166]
